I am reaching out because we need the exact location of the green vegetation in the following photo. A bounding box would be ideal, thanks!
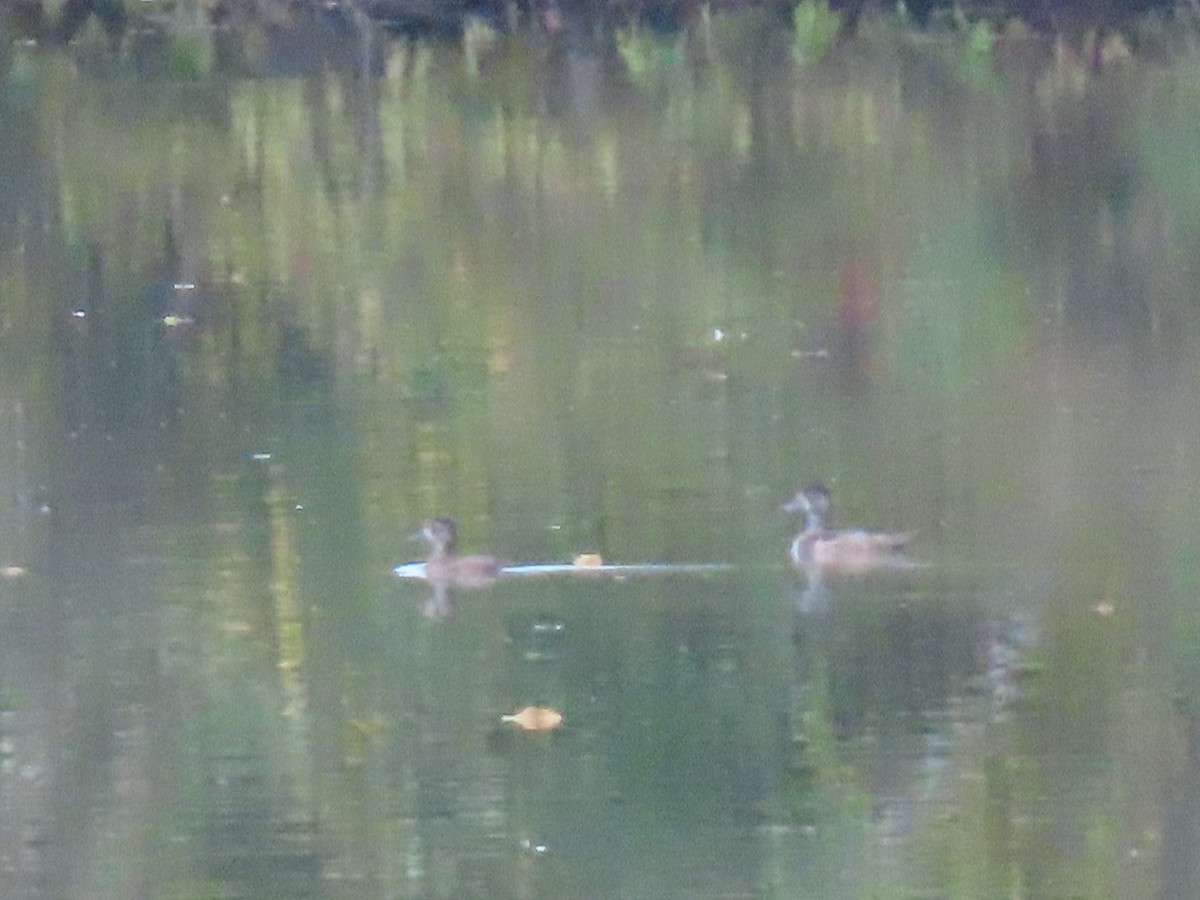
[792,0,842,64]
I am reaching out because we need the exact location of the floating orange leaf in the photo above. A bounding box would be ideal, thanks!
[501,706,563,731]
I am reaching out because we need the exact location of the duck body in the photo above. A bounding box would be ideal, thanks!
[415,517,505,588]
[788,527,914,574]
[782,484,914,574]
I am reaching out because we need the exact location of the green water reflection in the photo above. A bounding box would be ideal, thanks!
[1,9,1199,898]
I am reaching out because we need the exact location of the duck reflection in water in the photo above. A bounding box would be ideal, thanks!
[410,517,505,620]
[782,484,917,613]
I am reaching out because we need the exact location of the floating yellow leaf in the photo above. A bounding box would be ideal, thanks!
[572,553,603,568]
[501,706,563,731]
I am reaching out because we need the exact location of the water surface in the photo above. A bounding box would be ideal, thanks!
[1,9,1199,898]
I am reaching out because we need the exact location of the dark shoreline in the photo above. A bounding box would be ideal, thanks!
[1,0,1186,47]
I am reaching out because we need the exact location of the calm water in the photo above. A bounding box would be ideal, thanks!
[1,8,1200,898]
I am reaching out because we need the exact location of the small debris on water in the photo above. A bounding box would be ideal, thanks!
[530,618,565,635]
[520,838,548,856]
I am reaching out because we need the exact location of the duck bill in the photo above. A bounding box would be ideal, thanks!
[780,496,808,514]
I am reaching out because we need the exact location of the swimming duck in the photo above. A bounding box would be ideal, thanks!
[412,517,505,588]
[781,484,914,574]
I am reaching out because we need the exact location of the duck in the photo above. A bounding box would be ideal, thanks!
[412,517,505,588]
[781,483,914,574]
